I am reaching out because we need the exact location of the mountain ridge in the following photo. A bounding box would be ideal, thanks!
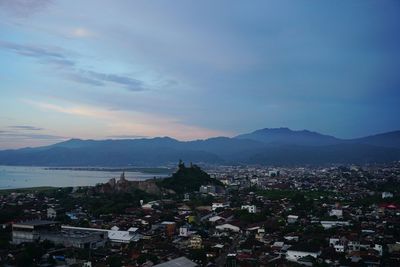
[1,127,400,166]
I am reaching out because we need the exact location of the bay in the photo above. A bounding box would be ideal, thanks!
[0,166,169,189]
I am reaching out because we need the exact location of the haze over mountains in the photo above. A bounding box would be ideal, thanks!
[0,127,400,166]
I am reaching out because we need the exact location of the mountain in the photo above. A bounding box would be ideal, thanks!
[352,131,400,149]
[235,127,341,146]
[0,128,400,166]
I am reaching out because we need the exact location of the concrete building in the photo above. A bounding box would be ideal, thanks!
[287,215,299,224]
[329,238,345,253]
[212,202,229,211]
[382,192,394,199]
[286,247,320,262]
[189,235,203,249]
[47,207,65,219]
[12,220,106,248]
[329,209,343,218]
[320,221,350,229]
[61,226,140,244]
[241,205,257,213]
[41,229,107,249]
[215,223,240,232]
[12,220,60,244]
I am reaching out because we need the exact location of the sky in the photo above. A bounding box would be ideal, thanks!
[0,0,399,149]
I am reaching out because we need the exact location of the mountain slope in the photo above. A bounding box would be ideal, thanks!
[352,131,400,149]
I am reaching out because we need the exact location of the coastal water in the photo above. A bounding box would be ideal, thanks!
[0,166,169,189]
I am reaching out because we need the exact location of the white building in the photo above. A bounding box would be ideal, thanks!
[329,238,345,253]
[320,221,350,229]
[382,192,394,199]
[179,226,194,237]
[286,248,320,262]
[348,240,360,252]
[47,207,64,219]
[241,205,257,213]
[287,215,299,224]
[62,226,140,244]
[374,244,383,256]
[212,202,229,211]
[329,209,343,218]
[215,223,240,232]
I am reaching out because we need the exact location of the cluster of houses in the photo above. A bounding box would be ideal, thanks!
[0,161,399,266]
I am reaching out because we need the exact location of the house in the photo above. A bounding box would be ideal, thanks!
[215,223,240,232]
[320,221,350,229]
[212,202,229,211]
[179,225,195,237]
[208,215,224,224]
[153,256,198,267]
[287,215,299,224]
[348,240,360,252]
[329,238,345,253]
[189,235,203,249]
[47,207,65,219]
[329,209,343,218]
[382,192,394,199]
[286,245,321,262]
[241,205,257,213]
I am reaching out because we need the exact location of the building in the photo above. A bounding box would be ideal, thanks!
[215,223,240,232]
[12,220,60,244]
[329,238,345,253]
[382,192,394,199]
[212,202,229,211]
[329,209,343,218]
[153,256,198,267]
[61,226,140,244]
[320,221,350,229]
[161,221,176,237]
[41,229,107,249]
[12,220,106,248]
[287,215,299,224]
[241,205,257,213]
[286,246,321,262]
[189,235,203,249]
[47,207,65,219]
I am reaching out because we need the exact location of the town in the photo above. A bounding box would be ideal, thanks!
[0,161,399,267]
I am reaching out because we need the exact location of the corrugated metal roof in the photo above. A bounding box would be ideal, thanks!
[153,256,198,267]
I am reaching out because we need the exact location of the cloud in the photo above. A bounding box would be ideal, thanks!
[66,73,105,87]
[0,41,75,67]
[0,132,64,140]
[0,40,146,91]
[9,125,43,131]
[70,28,94,38]
[106,135,149,139]
[84,71,145,91]
[24,99,231,141]
[0,0,52,17]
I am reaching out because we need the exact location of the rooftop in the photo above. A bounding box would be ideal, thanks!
[153,256,198,267]
[13,220,58,227]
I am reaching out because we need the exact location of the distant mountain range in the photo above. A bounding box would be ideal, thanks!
[1,127,400,166]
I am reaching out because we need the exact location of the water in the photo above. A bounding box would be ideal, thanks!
[0,166,169,189]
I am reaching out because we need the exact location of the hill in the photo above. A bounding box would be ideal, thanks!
[157,161,223,194]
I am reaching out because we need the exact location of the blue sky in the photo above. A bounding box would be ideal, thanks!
[0,0,399,149]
